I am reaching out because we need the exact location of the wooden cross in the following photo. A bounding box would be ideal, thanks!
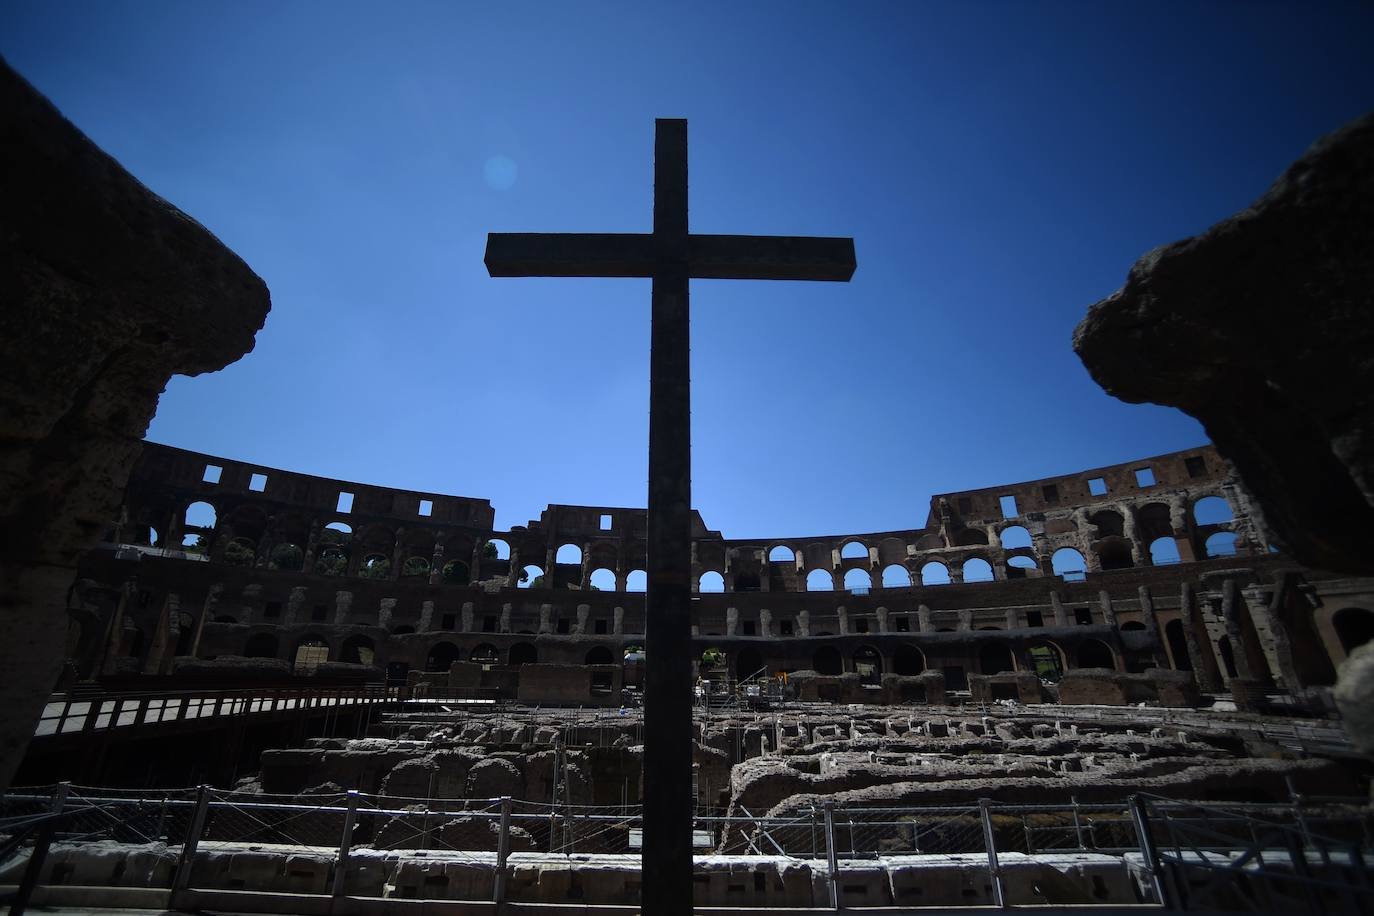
[484,119,855,915]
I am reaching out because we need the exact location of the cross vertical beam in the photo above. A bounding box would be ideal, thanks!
[643,119,694,915]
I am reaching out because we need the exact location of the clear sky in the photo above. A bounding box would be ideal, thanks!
[4,2,1372,537]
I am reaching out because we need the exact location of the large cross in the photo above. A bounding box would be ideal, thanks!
[484,119,855,915]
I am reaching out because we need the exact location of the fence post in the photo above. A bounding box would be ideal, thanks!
[822,801,840,910]
[330,790,361,900]
[494,796,512,907]
[173,785,211,895]
[11,814,57,916]
[1070,794,1085,850]
[978,799,1006,908]
[1127,795,1172,908]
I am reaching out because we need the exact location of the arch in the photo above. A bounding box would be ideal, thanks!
[1088,510,1124,538]
[999,526,1032,549]
[978,642,1015,675]
[391,625,416,636]
[805,569,834,592]
[266,542,304,571]
[223,536,258,568]
[1096,540,1134,570]
[292,635,329,673]
[585,646,615,666]
[185,501,217,529]
[735,646,764,681]
[852,646,882,685]
[1006,555,1038,579]
[425,641,461,671]
[1333,607,1374,654]
[508,642,538,667]
[441,559,469,583]
[1204,532,1238,558]
[589,567,617,591]
[555,543,582,565]
[486,538,511,560]
[358,553,391,579]
[316,523,351,575]
[893,644,925,676]
[839,540,868,560]
[963,558,994,582]
[953,529,988,547]
[699,571,726,593]
[733,571,761,592]
[1121,621,1147,632]
[1026,642,1065,682]
[1193,496,1233,525]
[920,561,950,585]
[1217,636,1238,678]
[1136,503,1173,542]
[243,632,279,659]
[470,643,500,665]
[843,568,872,593]
[1076,639,1115,670]
[323,521,353,540]
[768,545,796,563]
[881,564,912,588]
[519,565,545,588]
[340,634,375,666]
[1051,548,1086,581]
[625,569,647,592]
[400,556,431,579]
[1164,619,1192,670]
[812,645,842,676]
[1148,537,1181,566]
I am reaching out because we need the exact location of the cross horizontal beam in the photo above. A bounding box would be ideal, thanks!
[484,232,856,281]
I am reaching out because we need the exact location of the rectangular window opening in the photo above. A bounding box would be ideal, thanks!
[337,491,354,513]
[1075,608,1093,626]
[854,618,869,634]
[779,620,794,636]
[594,619,608,635]
[999,495,1018,519]
[264,601,282,619]
[556,618,570,635]
[895,616,910,632]
[1088,477,1108,496]
[440,613,456,630]
[312,604,328,622]
[1134,467,1156,488]
[1185,456,1207,478]
[418,498,433,517]
[202,464,222,484]
[599,513,612,531]
[741,620,756,636]
[1042,484,1059,503]
[482,616,497,633]
[248,472,267,492]
[956,497,972,515]
[1026,610,1044,628]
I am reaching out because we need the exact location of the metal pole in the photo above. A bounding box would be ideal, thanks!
[494,796,512,908]
[1127,795,1172,908]
[1071,794,1085,850]
[978,799,1006,908]
[330,790,360,900]
[10,817,56,916]
[822,802,840,911]
[173,785,211,895]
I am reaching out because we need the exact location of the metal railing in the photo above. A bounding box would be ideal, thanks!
[3,783,1371,910]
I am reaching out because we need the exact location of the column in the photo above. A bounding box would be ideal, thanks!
[1050,591,1069,627]
[1098,590,1118,627]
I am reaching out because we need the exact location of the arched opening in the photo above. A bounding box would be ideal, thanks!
[1165,619,1192,670]
[735,646,764,681]
[1136,503,1174,542]
[316,523,352,576]
[893,644,925,676]
[1026,643,1065,682]
[812,646,842,676]
[954,528,989,547]
[768,545,796,563]
[963,558,994,582]
[1204,532,1238,558]
[852,646,882,685]
[425,641,461,671]
[1006,555,1038,579]
[590,567,617,591]
[1194,496,1234,525]
[1000,526,1032,549]
[734,572,761,592]
[386,661,410,685]
[292,636,329,673]
[1096,541,1134,570]
[1333,607,1374,654]
[978,642,1014,675]
[185,501,217,529]
[358,554,390,579]
[556,543,582,565]
[625,569,647,592]
[224,537,258,568]
[243,633,278,659]
[487,539,511,560]
[1149,537,1181,566]
[843,568,872,593]
[1089,510,1124,538]
[509,642,538,667]
[699,571,725,593]
[1077,639,1115,670]
[882,564,912,588]
[267,542,304,571]
[392,625,416,636]
[441,559,469,583]
[1217,637,1238,678]
[1051,548,1086,581]
[805,569,834,592]
[1121,621,1147,631]
[401,556,431,579]
[840,541,868,560]
[340,634,375,666]
[470,643,500,665]
[585,646,615,666]
[920,561,950,585]
[519,565,545,588]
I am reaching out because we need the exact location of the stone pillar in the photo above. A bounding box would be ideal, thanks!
[301,521,322,574]
[460,601,474,633]
[875,606,888,634]
[957,608,972,631]
[499,602,512,633]
[580,541,592,589]
[1098,590,1118,627]
[910,562,924,587]
[419,599,435,632]
[284,586,307,627]
[379,597,396,630]
[545,546,556,585]
[253,524,274,568]
[917,604,932,632]
[1219,579,1254,680]
[948,563,964,584]
[507,546,522,588]
[614,606,624,636]
[1261,573,1301,689]
[575,603,590,636]
[725,607,738,637]
[797,610,811,637]
[430,542,446,585]
[837,605,849,636]
[1005,609,1019,630]
[538,604,552,635]
[189,583,222,657]
[1180,582,1221,691]
[333,590,353,625]
[1122,506,1144,566]
[469,538,483,585]
[1050,591,1068,627]
[390,528,406,580]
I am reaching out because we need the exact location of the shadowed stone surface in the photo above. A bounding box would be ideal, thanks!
[1073,112,1374,574]
[0,57,270,787]
[1334,643,1374,755]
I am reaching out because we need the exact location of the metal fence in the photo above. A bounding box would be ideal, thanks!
[2,784,1372,911]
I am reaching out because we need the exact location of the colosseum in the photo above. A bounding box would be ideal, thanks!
[7,437,1373,912]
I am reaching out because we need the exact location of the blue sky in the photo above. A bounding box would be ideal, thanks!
[4,2,1372,536]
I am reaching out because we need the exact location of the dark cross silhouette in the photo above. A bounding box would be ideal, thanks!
[484,119,855,915]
